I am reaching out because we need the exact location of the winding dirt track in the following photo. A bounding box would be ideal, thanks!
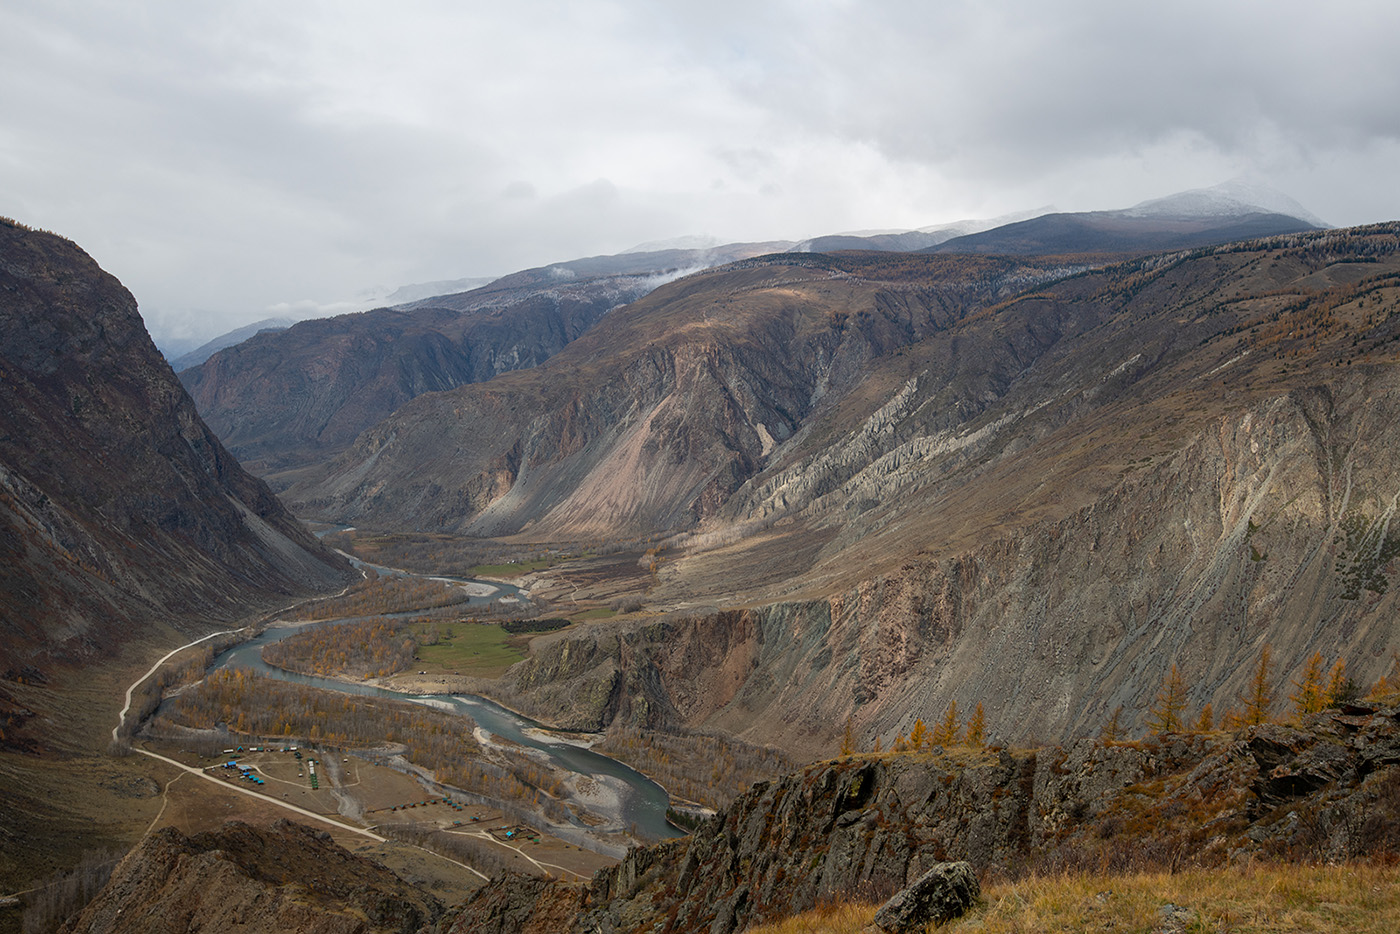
[129,745,388,843]
[444,828,586,880]
[112,627,389,842]
[107,572,505,883]
[111,628,245,744]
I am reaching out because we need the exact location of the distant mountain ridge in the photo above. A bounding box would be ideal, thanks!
[788,180,1322,257]
[929,179,1323,255]
[1124,177,1328,226]
[169,316,296,370]
[180,241,790,480]
[929,209,1318,255]
[791,207,1053,253]
[179,181,1322,486]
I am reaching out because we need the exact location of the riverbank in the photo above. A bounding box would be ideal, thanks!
[207,626,681,843]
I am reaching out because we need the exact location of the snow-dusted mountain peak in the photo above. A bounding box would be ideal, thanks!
[622,234,724,254]
[1125,178,1327,227]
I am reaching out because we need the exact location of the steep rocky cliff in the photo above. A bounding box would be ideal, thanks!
[0,217,354,671]
[288,253,1081,537]
[467,226,1400,748]
[180,243,788,481]
[432,704,1400,934]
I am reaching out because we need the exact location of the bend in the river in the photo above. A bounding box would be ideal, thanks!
[211,622,680,843]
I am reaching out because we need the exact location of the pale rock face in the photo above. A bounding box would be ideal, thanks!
[441,226,1400,750]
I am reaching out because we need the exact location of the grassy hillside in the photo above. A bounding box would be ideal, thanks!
[750,863,1400,934]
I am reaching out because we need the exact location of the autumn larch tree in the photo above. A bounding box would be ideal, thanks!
[840,715,856,756]
[931,701,959,747]
[1241,644,1276,726]
[965,702,986,748]
[1325,659,1356,707]
[1366,652,1400,702]
[908,717,929,752]
[1101,705,1125,743]
[1289,651,1327,719]
[1147,664,1187,734]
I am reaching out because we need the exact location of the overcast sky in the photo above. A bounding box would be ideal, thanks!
[4,1,1399,347]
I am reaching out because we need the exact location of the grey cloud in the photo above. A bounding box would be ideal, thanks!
[666,2,1400,188]
[3,1,1398,346]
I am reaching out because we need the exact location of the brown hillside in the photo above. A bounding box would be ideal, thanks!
[0,218,353,674]
[359,225,1400,751]
[287,252,1084,538]
[180,242,789,483]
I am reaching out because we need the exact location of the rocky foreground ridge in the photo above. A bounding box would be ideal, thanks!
[435,704,1400,934]
[61,820,441,934]
[64,705,1400,933]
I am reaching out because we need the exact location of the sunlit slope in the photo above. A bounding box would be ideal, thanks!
[288,252,1084,539]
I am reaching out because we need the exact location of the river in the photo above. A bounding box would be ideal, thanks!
[210,621,681,842]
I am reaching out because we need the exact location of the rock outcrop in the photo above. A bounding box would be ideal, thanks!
[60,820,440,934]
[866,861,979,933]
[433,704,1400,934]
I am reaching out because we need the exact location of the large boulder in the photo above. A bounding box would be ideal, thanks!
[866,861,979,933]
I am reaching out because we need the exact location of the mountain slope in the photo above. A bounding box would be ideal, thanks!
[60,820,441,934]
[0,217,353,672]
[180,242,789,482]
[343,225,1400,752]
[167,317,295,371]
[286,253,1084,537]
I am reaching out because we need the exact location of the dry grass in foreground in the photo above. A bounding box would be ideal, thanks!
[746,862,1400,934]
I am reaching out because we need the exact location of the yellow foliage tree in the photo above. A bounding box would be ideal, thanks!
[1290,651,1327,718]
[965,702,986,748]
[1364,653,1400,702]
[1241,644,1276,726]
[932,701,959,747]
[1193,703,1214,733]
[1100,705,1125,743]
[840,715,856,756]
[1147,664,1187,734]
[908,717,929,751]
[1325,659,1352,707]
